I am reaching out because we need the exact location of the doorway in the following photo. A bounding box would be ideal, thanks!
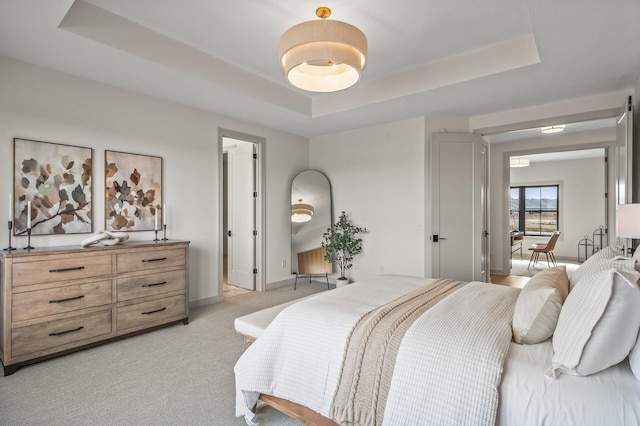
[507,148,608,276]
[219,129,265,300]
[486,115,620,276]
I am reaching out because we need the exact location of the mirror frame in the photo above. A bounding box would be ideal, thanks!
[290,169,334,275]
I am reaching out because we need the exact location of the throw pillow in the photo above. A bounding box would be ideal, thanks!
[550,264,640,378]
[569,246,622,290]
[512,266,569,344]
[629,330,640,382]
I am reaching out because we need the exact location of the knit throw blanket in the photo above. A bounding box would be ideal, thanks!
[329,279,519,426]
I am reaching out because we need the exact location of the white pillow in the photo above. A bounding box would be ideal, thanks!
[629,330,640,381]
[550,262,640,378]
[512,266,569,344]
[569,246,622,290]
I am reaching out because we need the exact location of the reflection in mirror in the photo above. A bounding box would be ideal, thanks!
[291,170,333,277]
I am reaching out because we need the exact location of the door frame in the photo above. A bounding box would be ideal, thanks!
[475,106,625,276]
[218,128,266,300]
[501,142,615,274]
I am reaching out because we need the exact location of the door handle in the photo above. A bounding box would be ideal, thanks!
[439,237,447,240]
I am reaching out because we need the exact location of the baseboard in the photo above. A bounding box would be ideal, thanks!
[189,295,220,309]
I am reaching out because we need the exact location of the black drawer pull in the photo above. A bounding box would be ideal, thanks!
[49,295,85,304]
[49,326,84,336]
[49,266,85,273]
[142,281,167,288]
[142,257,167,263]
[142,307,167,315]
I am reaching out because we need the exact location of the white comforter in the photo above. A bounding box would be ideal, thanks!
[235,275,518,425]
[235,275,433,424]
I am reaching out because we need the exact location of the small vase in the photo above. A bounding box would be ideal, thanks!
[336,277,349,288]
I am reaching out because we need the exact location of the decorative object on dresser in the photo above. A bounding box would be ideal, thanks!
[0,240,189,375]
[80,231,130,247]
[4,215,15,251]
[105,150,162,232]
[13,138,93,236]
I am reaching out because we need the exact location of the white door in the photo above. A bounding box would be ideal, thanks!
[431,133,488,282]
[227,143,256,290]
[615,95,634,245]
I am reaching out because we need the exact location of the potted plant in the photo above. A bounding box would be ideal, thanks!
[322,211,367,287]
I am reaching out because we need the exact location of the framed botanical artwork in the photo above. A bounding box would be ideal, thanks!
[13,138,93,235]
[105,150,162,231]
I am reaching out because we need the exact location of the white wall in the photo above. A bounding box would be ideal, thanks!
[489,130,616,274]
[0,56,308,303]
[510,156,606,260]
[309,117,426,282]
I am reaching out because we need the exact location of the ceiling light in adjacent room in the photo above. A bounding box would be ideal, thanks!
[541,125,566,134]
[279,7,367,92]
[510,157,530,168]
[291,199,314,223]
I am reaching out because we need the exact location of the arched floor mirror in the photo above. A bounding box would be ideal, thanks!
[290,170,333,288]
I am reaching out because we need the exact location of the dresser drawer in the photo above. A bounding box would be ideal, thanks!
[117,248,185,274]
[116,294,186,331]
[13,280,113,322]
[117,270,185,302]
[13,255,113,287]
[12,311,112,357]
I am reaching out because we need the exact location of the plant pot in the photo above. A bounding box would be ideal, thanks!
[336,277,349,288]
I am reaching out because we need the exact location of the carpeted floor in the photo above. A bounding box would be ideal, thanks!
[509,257,580,278]
[0,281,330,425]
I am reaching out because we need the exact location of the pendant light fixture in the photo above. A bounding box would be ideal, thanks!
[291,199,314,223]
[279,6,367,93]
[510,157,530,168]
[541,125,566,134]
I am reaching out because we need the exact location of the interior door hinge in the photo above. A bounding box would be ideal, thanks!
[253,191,257,197]
[253,230,257,236]
[253,153,257,159]
[253,268,258,274]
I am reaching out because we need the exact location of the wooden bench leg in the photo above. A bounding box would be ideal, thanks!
[241,336,255,353]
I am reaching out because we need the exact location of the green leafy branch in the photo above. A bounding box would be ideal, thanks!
[322,211,367,279]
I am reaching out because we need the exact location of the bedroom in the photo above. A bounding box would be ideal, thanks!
[1,0,640,424]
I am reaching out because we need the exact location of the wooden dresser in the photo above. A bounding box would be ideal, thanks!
[0,240,189,375]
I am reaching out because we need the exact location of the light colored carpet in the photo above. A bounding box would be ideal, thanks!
[0,281,330,425]
[510,257,580,278]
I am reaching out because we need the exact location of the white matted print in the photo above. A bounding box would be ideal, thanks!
[105,150,162,231]
[13,138,92,235]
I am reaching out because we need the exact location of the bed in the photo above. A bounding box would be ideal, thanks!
[235,250,640,426]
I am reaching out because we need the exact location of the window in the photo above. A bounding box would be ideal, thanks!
[510,185,559,236]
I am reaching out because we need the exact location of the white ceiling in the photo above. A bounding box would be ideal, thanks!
[489,117,617,144]
[517,147,606,164]
[0,0,638,138]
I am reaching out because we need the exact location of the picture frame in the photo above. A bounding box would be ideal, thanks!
[105,150,162,231]
[13,138,93,235]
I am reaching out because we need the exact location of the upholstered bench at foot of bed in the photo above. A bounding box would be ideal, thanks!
[235,298,307,351]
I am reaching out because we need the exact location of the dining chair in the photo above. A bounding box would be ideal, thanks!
[527,231,561,269]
